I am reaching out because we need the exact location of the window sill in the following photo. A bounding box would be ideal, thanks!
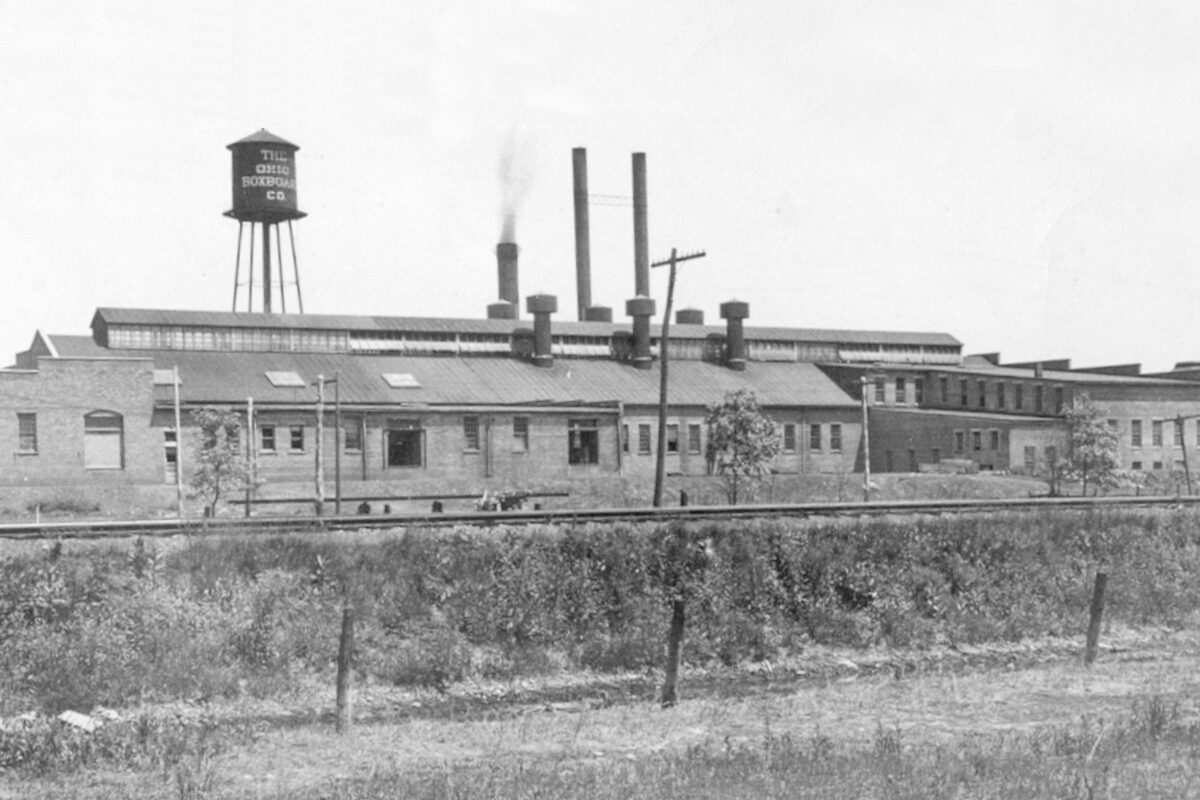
[15,450,37,456]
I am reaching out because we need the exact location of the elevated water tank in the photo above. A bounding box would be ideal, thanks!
[225,129,306,223]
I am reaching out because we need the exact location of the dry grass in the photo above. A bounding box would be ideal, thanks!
[7,624,1200,799]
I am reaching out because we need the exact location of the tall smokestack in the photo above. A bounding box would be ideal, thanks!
[632,152,649,297]
[496,242,519,308]
[572,148,592,321]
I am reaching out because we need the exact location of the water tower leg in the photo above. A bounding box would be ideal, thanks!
[262,222,273,313]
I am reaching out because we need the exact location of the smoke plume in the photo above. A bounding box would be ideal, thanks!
[498,130,531,243]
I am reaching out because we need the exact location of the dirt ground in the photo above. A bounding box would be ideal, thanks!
[9,623,1195,798]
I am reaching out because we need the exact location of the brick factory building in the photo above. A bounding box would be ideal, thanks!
[2,304,961,510]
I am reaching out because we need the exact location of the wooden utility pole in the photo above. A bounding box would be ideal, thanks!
[861,376,872,502]
[173,366,184,518]
[315,375,325,516]
[650,249,706,507]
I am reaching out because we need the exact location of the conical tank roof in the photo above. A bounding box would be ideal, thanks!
[227,129,299,150]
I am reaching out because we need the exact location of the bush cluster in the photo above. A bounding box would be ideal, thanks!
[2,509,1199,726]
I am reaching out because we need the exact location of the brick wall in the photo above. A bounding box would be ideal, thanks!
[0,358,160,487]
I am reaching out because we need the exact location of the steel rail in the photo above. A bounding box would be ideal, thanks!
[1,495,1199,541]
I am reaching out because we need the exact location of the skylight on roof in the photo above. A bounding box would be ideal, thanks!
[266,371,306,388]
[152,369,179,386]
[382,373,421,388]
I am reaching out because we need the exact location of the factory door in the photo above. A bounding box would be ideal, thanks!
[385,419,423,468]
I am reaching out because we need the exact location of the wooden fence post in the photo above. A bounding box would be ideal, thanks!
[335,598,355,733]
[1084,571,1108,667]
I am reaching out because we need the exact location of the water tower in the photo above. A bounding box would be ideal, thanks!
[225,129,307,313]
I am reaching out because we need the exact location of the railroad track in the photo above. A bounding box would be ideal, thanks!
[1,494,1198,540]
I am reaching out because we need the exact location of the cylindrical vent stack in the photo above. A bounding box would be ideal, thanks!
[487,301,517,320]
[527,294,558,367]
[720,300,750,371]
[626,295,656,370]
[632,152,649,297]
[572,148,592,321]
[676,308,704,325]
[496,243,519,309]
[584,305,613,322]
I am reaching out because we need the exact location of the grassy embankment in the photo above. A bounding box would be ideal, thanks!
[3,506,1200,796]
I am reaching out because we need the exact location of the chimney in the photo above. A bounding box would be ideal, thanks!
[526,293,557,367]
[632,152,649,297]
[626,295,656,369]
[584,304,613,322]
[572,148,592,320]
[676,307,704,325]
[487,301,517,320]
[720,300,750,370]
[496,243,519,310]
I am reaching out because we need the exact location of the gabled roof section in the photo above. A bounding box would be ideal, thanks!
[133,350,858,409]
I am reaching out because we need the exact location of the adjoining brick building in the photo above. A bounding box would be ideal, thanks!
[819,356,1200,477]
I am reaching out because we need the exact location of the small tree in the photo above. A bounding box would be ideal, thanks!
[1064,393,1119,496]
[189,407,255,516]
[705,389,781,504]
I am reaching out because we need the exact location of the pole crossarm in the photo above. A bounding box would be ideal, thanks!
[652,250,706,268]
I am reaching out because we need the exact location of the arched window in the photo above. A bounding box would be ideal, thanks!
[84,411,124,470]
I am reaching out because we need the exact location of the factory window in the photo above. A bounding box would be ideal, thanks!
[782,423,796,453]
[895,377,906,404]
[908,449,917,471]
[914,379,923,405]
[463,416,480,451]
[1131,461,1143,471]
[1152,420,1163,447]
[989,430,1000,450]
[1024,446,1036,472]
[260,425,276,453]
[885,450,894,472]
[164,430,177,484]
[977,381,987,409]
[972,430,982,451]
[830,423,842,452]
[17,413,36,453]
[290,426,305,452]
[568,418,600,465]
[266,371,306,388]
[666,424,680,453]
[621,424,629,453]
[939,377,949,404]
[874,378,885,404]
[83,411,123,470]
[997,383,1006,409]
[931,447,941,464]
[954,431,965,453]
[1153,461,1164,471]
[1054,387,1065,414]
[1015,384,1025,410]
[688,424,702,454]
[344,418,363,452]
[1131,420,1142,447]
[960,379,969,407]
[638,424,652,455]
[514,417,529,453]
[385,419,423,468]
[1046,446,1058,469]
[810,424,822,451]
[1175,421,1183,447]
[1034,386,1045,413]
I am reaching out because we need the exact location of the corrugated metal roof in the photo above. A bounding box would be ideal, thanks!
[92,307,961,347]
[133,350,857,409]
[45,335,109,358]
[929,363,1190,386]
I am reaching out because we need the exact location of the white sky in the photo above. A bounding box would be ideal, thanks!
[4,1,1200,371]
